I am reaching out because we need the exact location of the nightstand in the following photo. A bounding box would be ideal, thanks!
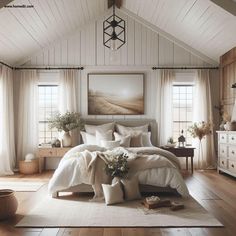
[161,147,195,174]
[36,147,71,173]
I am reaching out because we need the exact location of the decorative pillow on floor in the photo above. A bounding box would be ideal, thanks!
[102,182,124,205]
[85,123,115,135]
[121,177,141,201]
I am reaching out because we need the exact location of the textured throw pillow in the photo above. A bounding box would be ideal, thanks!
[80,131,97,145]
[102,182,124,205]
[129,132,143,147]
[85,123,115,135]
[114,132,131,147]
[142,132,153,147]
[115,124,149,147]
[116,124,149,135]
[101,140,120,150]
[121,177,141,201]
[96,130,113,146]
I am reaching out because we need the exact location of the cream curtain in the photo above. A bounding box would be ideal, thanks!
[16,70,39,161]
[193,70,216,169]
[155,70,175,146]
[0,65,15,175]
[59,70,79,145]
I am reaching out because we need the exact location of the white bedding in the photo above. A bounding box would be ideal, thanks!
[48,145,189,197]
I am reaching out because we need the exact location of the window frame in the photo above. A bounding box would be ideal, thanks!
[172,79,195,146]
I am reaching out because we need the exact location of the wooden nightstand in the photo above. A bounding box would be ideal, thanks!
[36,147,71,173]
[161,147,195,174]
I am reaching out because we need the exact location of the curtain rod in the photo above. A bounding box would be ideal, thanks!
[0,62,84,70]
[152,66,219,70]
[0,61,13,69]
[14,67,84,70]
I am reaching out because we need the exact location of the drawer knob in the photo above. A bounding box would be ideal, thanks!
[49,151,52,154]
[222,150,224,153]
[232,164,235,168]
[232,151,235,154]
[222,161,224,164]
[222,136,225,139]
[232,137,235,140]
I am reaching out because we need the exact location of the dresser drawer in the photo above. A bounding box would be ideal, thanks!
[219,158,228,169]
[37,148,57,157]
[56,148,71,157]
[219,133,227,143]
[228,160,236,174]
[219,145,227,158]
[228,146,236,159]
[228,134,236,144]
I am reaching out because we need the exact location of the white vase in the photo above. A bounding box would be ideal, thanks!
[62,132,72,147]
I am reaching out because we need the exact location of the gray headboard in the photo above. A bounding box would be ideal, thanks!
[84,119,158,146]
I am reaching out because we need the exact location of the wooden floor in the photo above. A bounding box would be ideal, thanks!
[0,170,236,236]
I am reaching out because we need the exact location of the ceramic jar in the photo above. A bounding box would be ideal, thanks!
[0,189,18,220]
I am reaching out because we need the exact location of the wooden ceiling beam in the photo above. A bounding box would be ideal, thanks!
[0,0,13,9]
[210,0,236,16]
[108,0,122,9]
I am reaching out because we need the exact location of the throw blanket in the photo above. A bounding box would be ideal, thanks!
[70,147,179,197]
[48,145,189,197]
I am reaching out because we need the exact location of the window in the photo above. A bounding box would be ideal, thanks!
[172,83,194,145]
[38,85,59,145]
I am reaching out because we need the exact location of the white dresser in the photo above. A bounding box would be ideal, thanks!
[217,131,236,177]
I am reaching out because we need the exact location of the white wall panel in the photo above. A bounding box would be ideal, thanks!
[21,11,215,120]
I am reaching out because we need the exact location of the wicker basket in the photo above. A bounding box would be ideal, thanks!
[19,160,39,174]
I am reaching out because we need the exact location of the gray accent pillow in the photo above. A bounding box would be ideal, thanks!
[121,177,141,201]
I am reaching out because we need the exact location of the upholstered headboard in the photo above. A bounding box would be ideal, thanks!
[84,119,158,146]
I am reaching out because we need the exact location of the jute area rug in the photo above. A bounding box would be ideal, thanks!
[16,193,222,228]
[0,181,46,192]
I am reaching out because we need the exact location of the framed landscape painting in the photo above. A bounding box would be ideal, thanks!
[88,73,144,115]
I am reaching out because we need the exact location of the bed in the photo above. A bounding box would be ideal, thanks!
[48,119,189,198]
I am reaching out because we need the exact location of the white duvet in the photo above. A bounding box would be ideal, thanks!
[48,145,189,197]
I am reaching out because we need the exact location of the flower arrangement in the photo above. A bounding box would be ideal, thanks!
[48,112,84,132]
[188,121,213,140]
[105,153,129,178]
[222,111,231,122]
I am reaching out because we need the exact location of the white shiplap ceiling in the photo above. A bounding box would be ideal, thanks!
[0,0,236,65]
[122,0,236,64]
[0,0,107,65]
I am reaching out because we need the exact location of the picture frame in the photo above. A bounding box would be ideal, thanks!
[87,73,144,115]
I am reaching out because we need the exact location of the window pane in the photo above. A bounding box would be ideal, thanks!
[38,85,59,145]
[172,84,194,145]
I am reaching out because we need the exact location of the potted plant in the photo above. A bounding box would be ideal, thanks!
[48,112,84,147]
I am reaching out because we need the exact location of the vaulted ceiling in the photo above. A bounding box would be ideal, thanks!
[1,0,236,65]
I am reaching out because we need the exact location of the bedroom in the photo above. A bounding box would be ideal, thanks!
[0,0,236,235]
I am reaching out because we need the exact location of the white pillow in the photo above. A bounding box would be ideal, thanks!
[102,182,124,205]
[85,123,115,135]
[80,131,97,145]
[142,132,153,147]
[101,140,120,150]
[116,124,149,135]
[121,177,141,201]
[96,130,113,146]
[114,132,131,147]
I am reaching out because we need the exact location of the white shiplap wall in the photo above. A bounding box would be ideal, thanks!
[20,11,216,120]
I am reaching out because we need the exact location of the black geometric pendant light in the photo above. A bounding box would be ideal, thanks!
[103,0,126,50]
